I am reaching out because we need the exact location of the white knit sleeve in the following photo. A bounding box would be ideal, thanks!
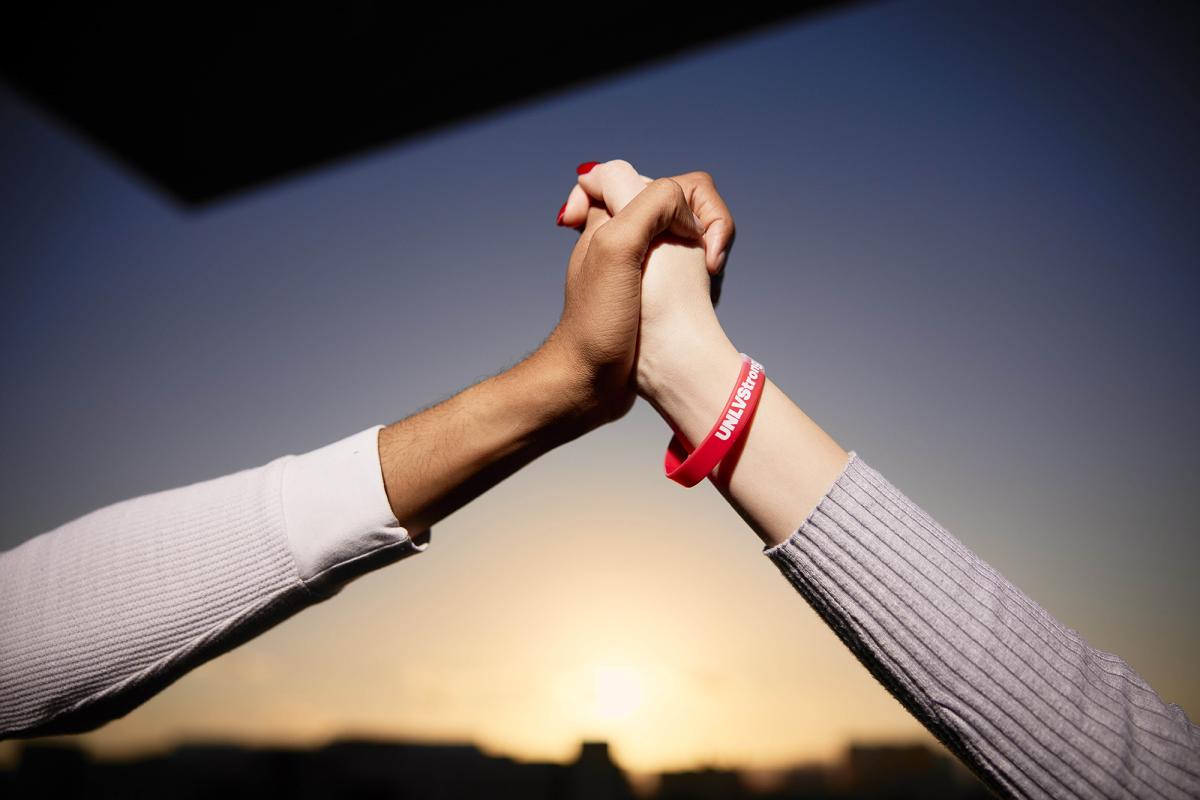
[0,424,429,739]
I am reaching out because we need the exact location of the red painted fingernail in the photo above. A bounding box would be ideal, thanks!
[556,201,567,226]
[576,161,599,175]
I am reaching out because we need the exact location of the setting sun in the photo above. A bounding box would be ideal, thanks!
[551,658,652,736]
[592,665,645,722]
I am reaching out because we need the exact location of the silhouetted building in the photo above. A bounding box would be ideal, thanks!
[768,763,831,798]
[1,738,990,799]
[567,742,636,800]
[657,765,747,799]
[831,743,975,799]
[2,737,636,800]
[645,743,990,800]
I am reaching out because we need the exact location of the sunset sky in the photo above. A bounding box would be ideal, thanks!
[1,0,1196,778]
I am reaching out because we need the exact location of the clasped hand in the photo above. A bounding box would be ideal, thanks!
[378,158,754,538]
[539,159,741,433]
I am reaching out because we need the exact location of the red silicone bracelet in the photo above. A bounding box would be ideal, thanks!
[664,353,765,487]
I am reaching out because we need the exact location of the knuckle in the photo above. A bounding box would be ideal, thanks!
[606,158,636,175]
[674,169,712,187]
[648,176,683,200]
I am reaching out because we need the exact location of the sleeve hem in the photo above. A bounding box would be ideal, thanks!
[762,449,858,557]
[280,425,431,592]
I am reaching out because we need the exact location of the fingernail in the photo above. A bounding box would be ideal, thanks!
[692,212,705,233]
[576,161,599,175]
[715,249,728,272]
[556,201,567,226]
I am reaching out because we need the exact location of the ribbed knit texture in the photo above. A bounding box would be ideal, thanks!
[4,442,1198,799]
[764,451,1200,799]
[0,456,311,738]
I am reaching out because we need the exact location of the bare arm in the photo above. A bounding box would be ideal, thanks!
[377,344,603,538]
[0,172,717,740]
[377,162,740,539]
[575,163,1200,799]
[641,302,1200,797]
[637,324,850,549]
[375,176,711,536]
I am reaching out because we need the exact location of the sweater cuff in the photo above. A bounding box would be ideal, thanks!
[762,450,859,558]
[281,424,430,597]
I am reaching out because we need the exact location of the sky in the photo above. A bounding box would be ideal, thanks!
[1,0,1197,778]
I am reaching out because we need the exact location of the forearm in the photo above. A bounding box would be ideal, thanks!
[378,340,602,535]
[639,317,1200,797]
[0,342,593,740]
[0,161,696,741]
[637,304,849,549]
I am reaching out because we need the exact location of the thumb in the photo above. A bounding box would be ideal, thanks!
[576,159,648,219]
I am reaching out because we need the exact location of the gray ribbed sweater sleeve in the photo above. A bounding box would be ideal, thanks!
[763,451,1200,799]
[0,426,427,739]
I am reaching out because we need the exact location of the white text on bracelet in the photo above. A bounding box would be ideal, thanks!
[715,359,764,441]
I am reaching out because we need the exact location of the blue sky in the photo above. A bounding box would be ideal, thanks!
[1,0,1196,771]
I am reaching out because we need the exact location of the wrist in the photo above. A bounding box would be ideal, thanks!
[525,335,622,438]
[637,319,743,447]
